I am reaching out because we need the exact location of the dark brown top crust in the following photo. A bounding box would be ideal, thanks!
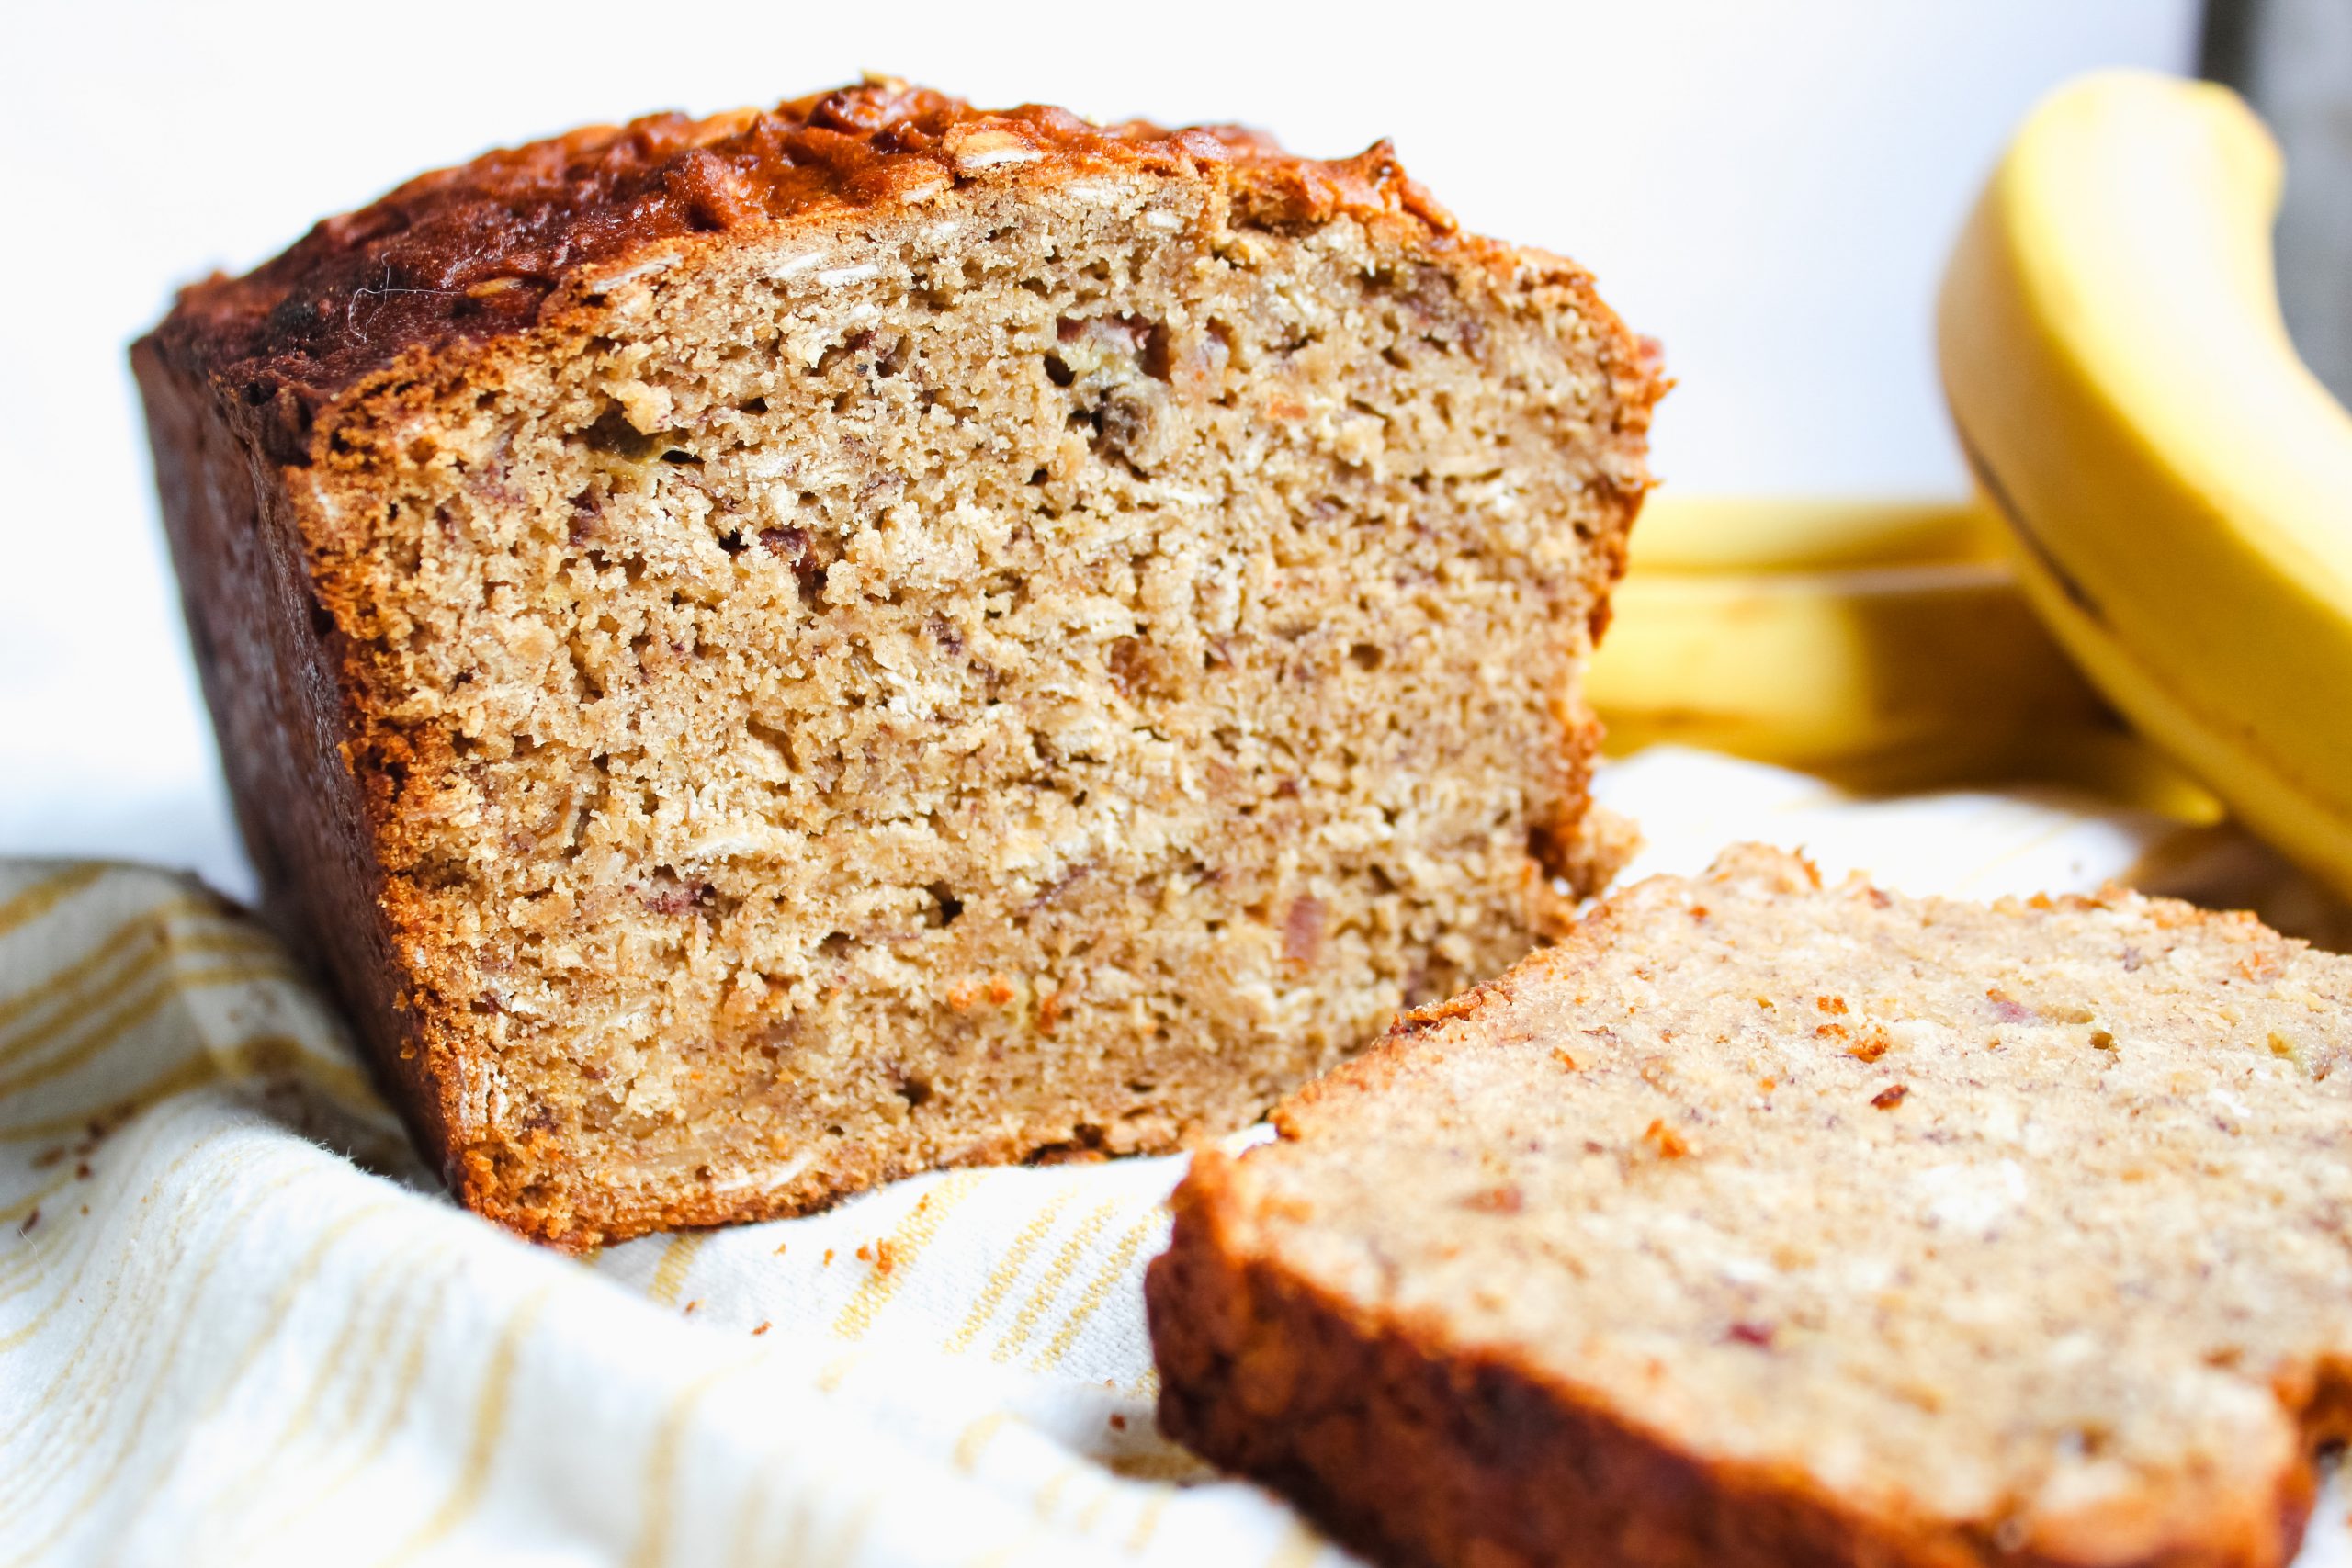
[146,76,1460,431]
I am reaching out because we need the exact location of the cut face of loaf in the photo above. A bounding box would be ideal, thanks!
[1148,846,2352,1568]
[133,82,1660,1246]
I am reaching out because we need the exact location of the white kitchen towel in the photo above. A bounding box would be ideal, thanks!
[0,746,2344,1567]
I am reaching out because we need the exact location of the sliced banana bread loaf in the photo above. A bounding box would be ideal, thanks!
[1148,845,2352,1568]
[132,78,1659,1247]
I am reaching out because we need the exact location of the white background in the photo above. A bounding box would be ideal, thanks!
[0,0,2197,897]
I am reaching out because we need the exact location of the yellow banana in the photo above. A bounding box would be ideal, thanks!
[1589,548,2115,793]
[1629,495,2004,573]
[1939,71,2352,898]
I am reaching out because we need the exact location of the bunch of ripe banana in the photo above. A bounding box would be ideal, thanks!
[1585,493,2149,796]
[1597,68,2352,878]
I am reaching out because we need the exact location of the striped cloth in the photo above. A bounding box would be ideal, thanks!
[1,747,2345,1567]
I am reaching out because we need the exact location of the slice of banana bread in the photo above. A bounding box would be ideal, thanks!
[1148,845,2352,1568]
[131,78,1659,1247]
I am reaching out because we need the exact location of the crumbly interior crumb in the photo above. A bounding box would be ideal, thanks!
[309,176,1641,1239]
[1220,845,2352,1555]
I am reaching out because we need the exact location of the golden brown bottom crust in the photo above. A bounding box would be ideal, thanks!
[1144,1155,2317,1568]
[457,1119,1198,1251]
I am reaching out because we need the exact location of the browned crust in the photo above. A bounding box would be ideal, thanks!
[129,340,466,1184]
[1144,849,2330,1568]
[139,74,1474,456]
[135,77,1663,1249]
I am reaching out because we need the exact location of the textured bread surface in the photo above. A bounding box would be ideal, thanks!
[132,77,1659,1246]
[1148,845,2352,1568]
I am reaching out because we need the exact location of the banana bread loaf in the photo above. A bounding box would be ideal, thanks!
[132,78,1660,1247]
[1148,845,2352,1568]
